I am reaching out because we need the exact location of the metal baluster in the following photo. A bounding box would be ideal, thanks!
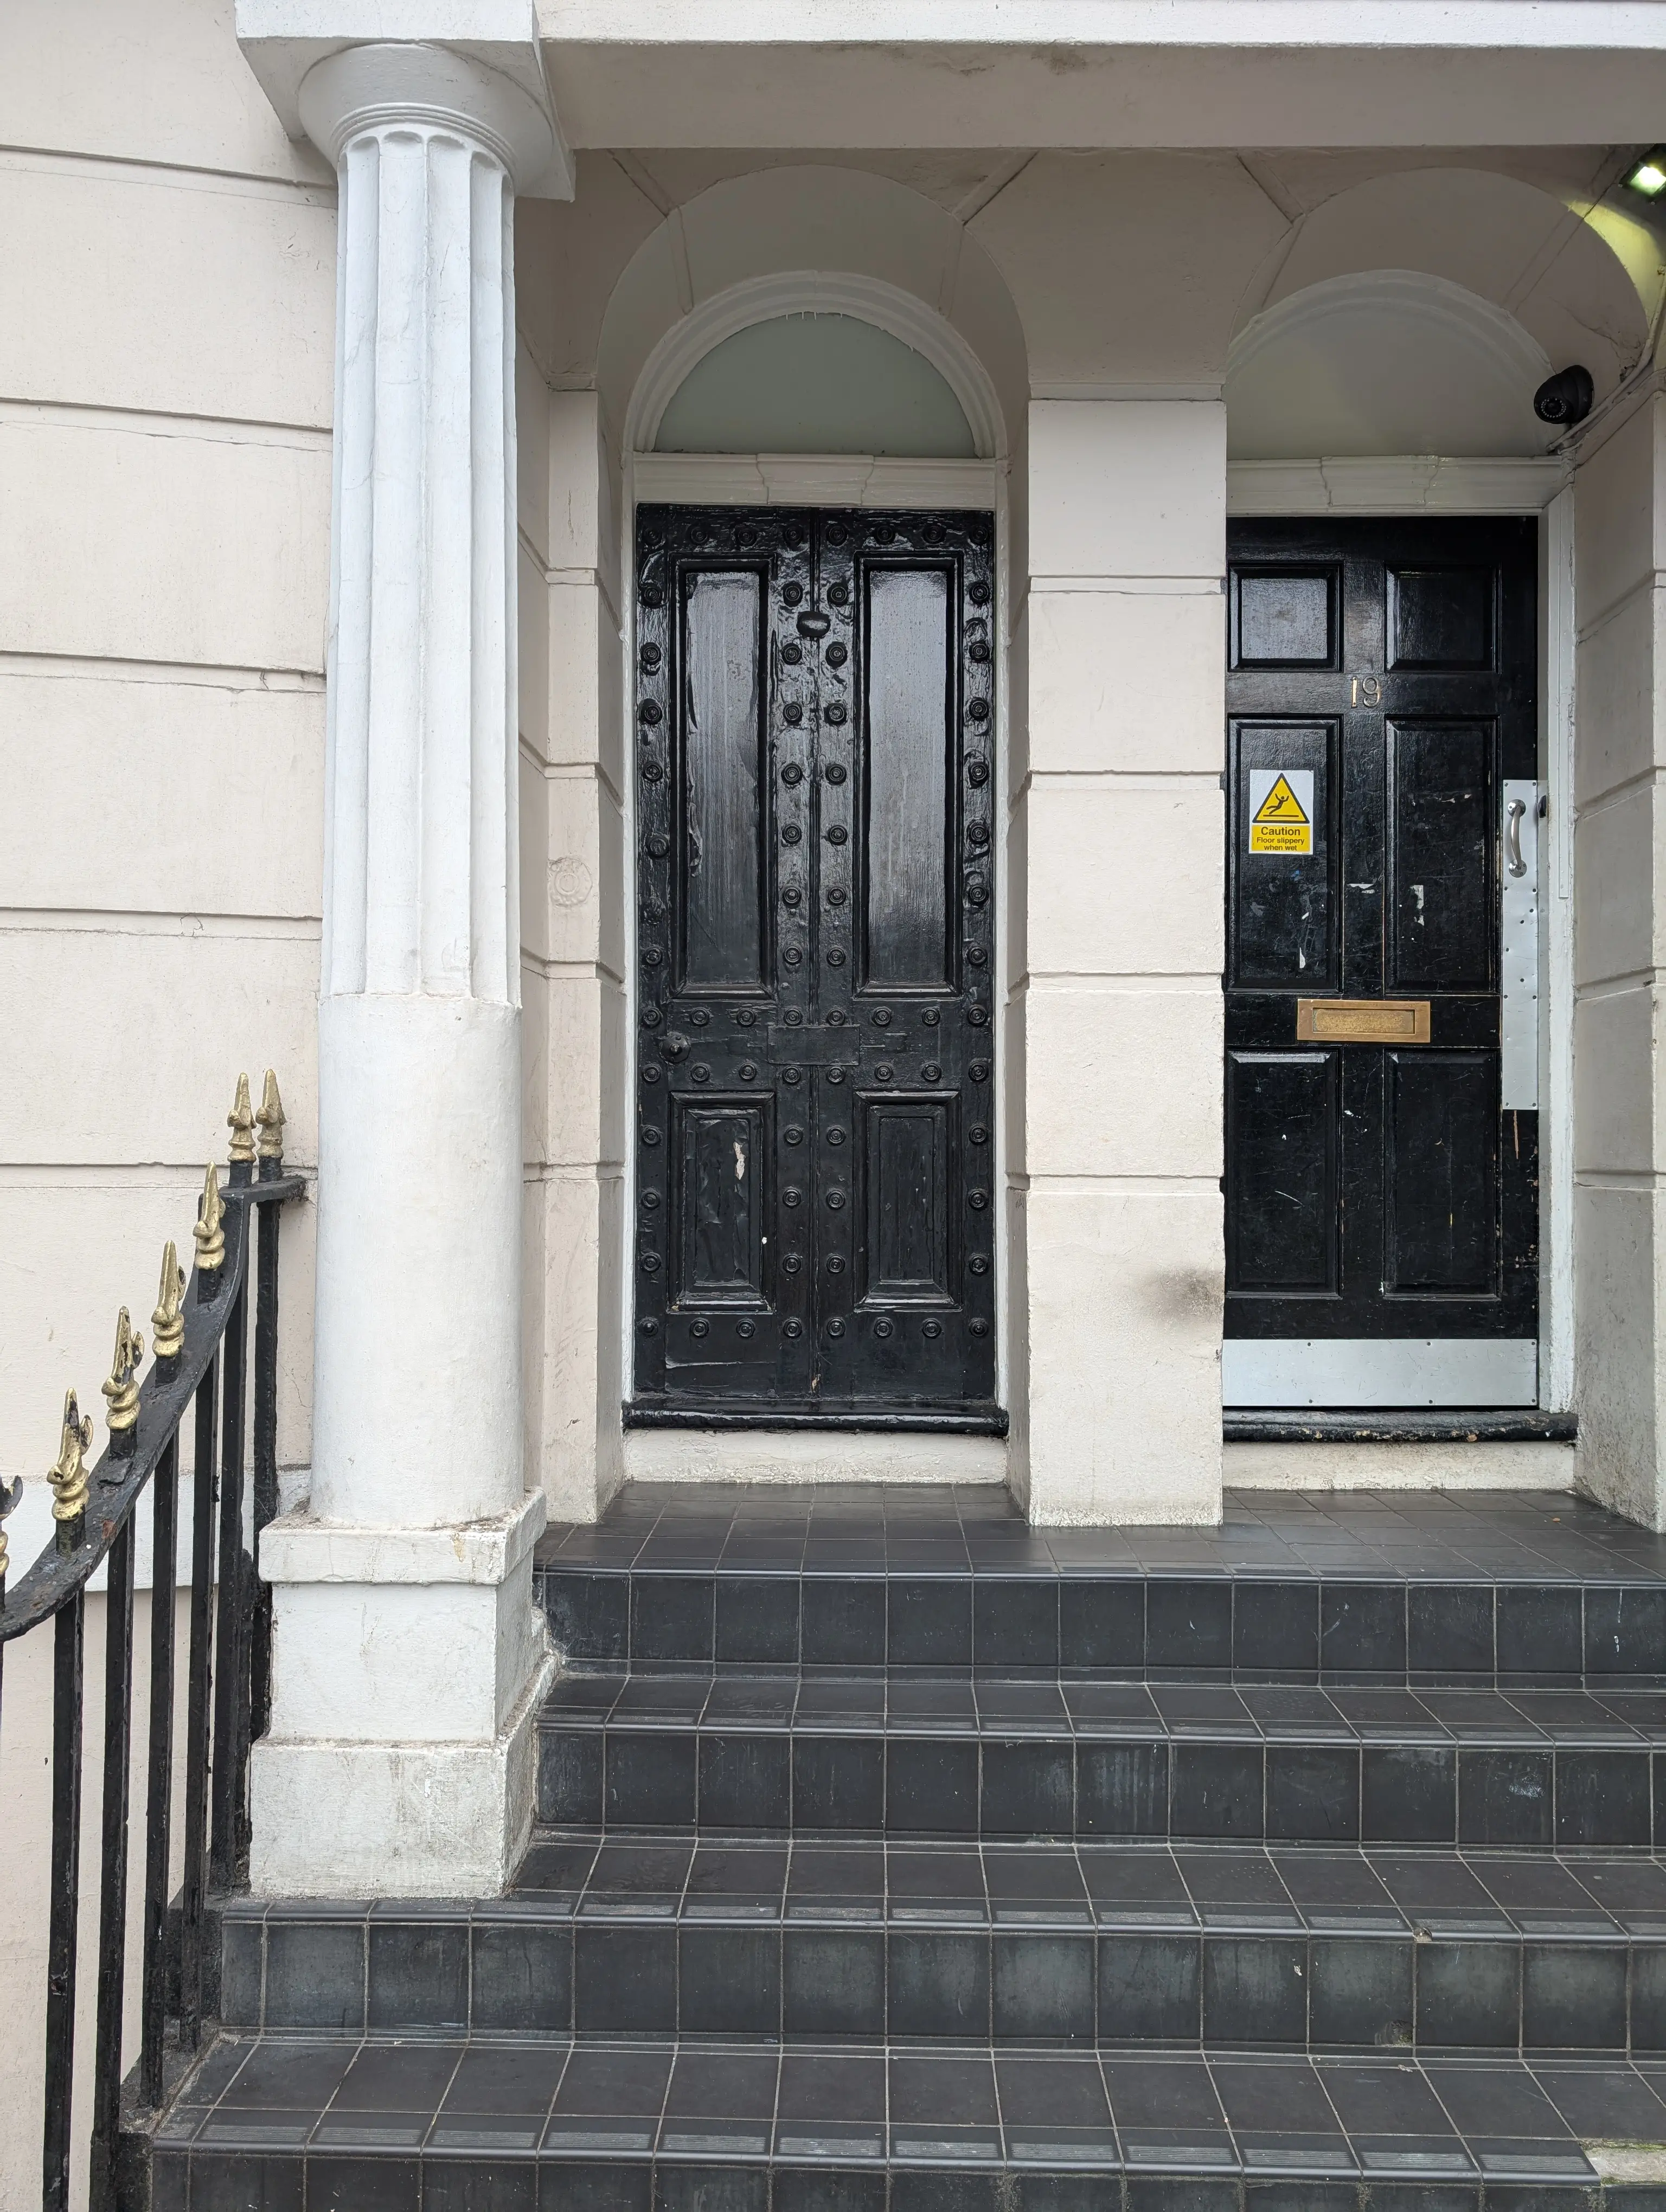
[88,1515,136,2212]
[210,1268,248,1887]
[43,1590,86,2211]
[140,1429,179,2107]
[249,1195,280,1728]
[180,1356,219,2050]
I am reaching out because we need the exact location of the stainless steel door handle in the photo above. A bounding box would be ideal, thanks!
[1505,797,1527,878]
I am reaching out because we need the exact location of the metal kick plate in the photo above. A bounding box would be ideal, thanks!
[1295,998,1431,1044]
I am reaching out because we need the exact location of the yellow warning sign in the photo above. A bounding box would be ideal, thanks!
[1248,769,1313,856]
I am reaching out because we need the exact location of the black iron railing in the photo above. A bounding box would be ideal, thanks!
[0,1072,304,2211]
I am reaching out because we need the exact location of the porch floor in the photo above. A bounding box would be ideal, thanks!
[539,1482,1666,1583]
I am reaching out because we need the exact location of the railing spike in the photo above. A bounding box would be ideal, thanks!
[227,1072,256,1167]
[101,1308,143,1451]
[152,1240,185,1361]
[255,1068,285,1168]
[0,1471,21,1585]
[48,1389,93,1541]
[193,1162,225,1274]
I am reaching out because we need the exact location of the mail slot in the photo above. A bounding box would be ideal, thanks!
[1295,998,1432,1044]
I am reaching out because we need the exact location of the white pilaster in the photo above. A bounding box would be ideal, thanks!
[251,42,558,1896]
[1011,400,1227,1526]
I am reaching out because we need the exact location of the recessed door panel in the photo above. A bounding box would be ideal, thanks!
[1231,568,1338,668]
[674,1098,771,1308]
[1388,566,1495,670]
[1386,1052,1498,1297]
[1387,719,1494,993]
[864,565,953,990]
[679,569,766,991]
[1229,721,1336,992]
[1226,1051,1339,1295]
[858,1094,954,1306]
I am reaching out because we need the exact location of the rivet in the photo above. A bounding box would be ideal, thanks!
[642,1127,662,1147]
[737,1010,757,1026]
[689,1008,710,1027]
[784,1319,804,1339]
[690,1319,709,1338]
[828,582,849,607]
[646,833,670,858]
[825,763,847,785]
[922,1063,942,1082]
[967,761,990,787]
[827,825,848,846]
[827,1128,847,1146]
[782,1067,803,1085]
[784,582,805,607]
[922,1009,940,1026]
[740,1062,759,1081]
[736,1320,756,1340]
[874,1319,894,1339]
[970,1319,990,1338]
[968,1189,990,1210]
[783,824,802,845]
[785,1126,804,1145]
[969,580,990,606]
[642,1065,662,1084]
[782,642,803,665]
[967,1005,989,1026]
[970,1256,990,1276]
[786,1008,804,1026]
[691,1065,710,1084]
[828,1319,846,1339]
[923,1321,942,1340]
[639,700,663,724]
[824,703,848,724]
[970,1060,990,1082]
[642,1007,663,1029]
[783,1255,803,1275]
[783,763,804,787]
[640,644,662,672]
[827,1256,847,1275]
[826,642,848,667]
[872,1009,892,1027]
[785,948,804,967]
[970,1126,990,1144]
[966,699,989,722]
[643,948,663,967]
[827,1191,846,1210]
[639,1316,659,1334]
[784,703,803,725]
[784,1187,803,1207]
[783,887,802,908]
[640,1252,662,1272]
[641,759,664,782]
[876,1063,894,1081]
[827,888,847,907]
[969,640,991,663]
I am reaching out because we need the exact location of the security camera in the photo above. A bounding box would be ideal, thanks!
[1534,365,1594,427]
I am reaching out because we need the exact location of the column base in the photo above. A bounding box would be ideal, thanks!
[251,1491,554,1896]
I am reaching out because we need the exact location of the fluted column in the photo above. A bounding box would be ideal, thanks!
[251,44,556,1895]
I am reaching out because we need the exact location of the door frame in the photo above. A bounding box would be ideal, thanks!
[617,448,1013,1426]
[1226,454,1574,1413]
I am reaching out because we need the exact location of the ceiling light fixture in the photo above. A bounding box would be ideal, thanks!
[1624,148,1666,197]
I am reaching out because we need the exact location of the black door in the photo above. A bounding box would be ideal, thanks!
[1224,517,1539,1400]
[629,505,1000,1430]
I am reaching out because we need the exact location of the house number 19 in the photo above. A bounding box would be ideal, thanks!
[1350,676,1382,705]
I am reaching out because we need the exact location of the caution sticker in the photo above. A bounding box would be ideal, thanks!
[1247,768,1314,855]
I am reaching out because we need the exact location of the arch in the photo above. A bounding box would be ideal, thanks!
[599,165,1027,465]
[1227,269,1555,461]
[1236,166,1658,408]
[638,283,990,458]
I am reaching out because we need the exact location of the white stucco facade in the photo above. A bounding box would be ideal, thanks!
[10,0,1666,1906]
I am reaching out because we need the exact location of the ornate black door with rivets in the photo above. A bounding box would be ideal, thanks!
[628,506,999,1431]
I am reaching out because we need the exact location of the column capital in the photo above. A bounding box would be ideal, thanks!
[235,1,573,197]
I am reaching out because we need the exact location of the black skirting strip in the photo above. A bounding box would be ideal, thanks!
[1225,1408,1577,1444]
[623,1401,1010,1437]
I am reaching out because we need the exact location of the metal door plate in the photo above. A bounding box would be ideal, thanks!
[1295,998,1431,1043]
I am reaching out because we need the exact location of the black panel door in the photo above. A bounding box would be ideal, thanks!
[1225,517,1537,1342]
[631,506,999,1429]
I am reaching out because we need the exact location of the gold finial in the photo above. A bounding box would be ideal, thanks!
[49,1390,94,1526]
[0,1475,21,1583]
[102,1306,144,1438]
[228,1072,256,1166]
[152,1239,186,1360]
[255,1068,286,1162]
[194,1162,225,1272]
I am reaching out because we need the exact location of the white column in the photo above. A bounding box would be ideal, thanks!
[1011,400,1227,1526]
[251,43,557,1895]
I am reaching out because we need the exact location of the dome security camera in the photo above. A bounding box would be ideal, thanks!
[1534,365,1595,428]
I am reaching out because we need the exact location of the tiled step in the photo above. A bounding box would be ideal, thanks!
[223,1841,1666,2051]
[535,1672,1666,1846]
[538,1487,1666,1681]
[149,2026,1666,2212]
